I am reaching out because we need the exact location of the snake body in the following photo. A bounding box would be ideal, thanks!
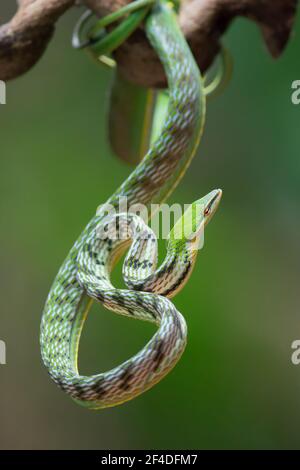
[40,2,221,409]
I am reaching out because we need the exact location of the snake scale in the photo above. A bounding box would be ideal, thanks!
[40,1,222,409]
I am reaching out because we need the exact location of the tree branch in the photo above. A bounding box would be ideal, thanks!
[0,0,298,87]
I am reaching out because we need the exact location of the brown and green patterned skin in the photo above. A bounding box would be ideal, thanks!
[40,2,219,409]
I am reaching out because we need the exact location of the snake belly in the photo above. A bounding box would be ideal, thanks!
[40,2,205,409]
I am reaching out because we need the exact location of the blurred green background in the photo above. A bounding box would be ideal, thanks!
[1,1,300,450]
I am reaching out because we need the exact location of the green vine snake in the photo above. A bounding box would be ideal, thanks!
[40,0,222,409]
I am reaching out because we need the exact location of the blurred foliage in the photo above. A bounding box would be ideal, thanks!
[0,2,300,450]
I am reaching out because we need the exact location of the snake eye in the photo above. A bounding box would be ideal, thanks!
[204,207,210,216]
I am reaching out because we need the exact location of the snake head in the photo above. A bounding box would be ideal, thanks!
[169,189,222,251]
[200,188,222,227]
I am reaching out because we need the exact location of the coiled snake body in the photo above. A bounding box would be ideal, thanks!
[41,2,222,409]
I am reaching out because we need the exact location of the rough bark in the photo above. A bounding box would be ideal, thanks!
[0,0,298,87]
